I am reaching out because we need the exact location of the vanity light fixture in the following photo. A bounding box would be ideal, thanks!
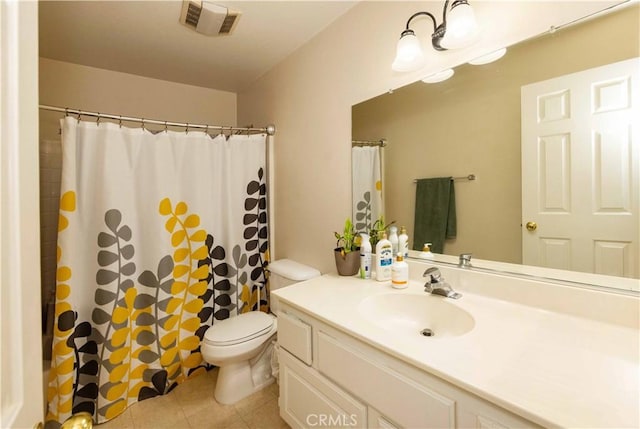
[468,47,507,65]
[391,0,480,72]
[421,68,455,83]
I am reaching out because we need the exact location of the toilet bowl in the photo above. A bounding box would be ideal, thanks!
[201,259,320,405]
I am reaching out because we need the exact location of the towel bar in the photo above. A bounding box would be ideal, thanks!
[413,174,476,183]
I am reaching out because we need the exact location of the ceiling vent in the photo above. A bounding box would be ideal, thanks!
[180,1,241,36]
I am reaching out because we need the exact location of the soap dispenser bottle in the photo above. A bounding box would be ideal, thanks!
[359,233,372,279]
[398,226,409,258]
[419,243,434,259]
[375,232,393,281]
[391,252,408,289]
[388,225,399,256]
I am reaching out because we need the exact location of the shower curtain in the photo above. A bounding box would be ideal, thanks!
[46,118,269,427]
[352,146,382,234]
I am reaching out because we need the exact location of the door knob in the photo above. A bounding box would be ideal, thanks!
[525,221,537,231]
[61,412,93,429]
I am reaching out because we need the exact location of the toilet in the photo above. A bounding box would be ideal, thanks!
[201,259,320,404]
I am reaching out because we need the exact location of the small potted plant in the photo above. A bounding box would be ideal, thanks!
[333,218,361,276]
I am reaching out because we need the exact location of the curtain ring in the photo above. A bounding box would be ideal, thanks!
[64,108,69,117]
[76,111,82,124]
[185,123,189,134]
[205,124,209,135]
[118,115,122,128]
[141,118,145,130]
[164,121,168,133]
[96,113,100,126]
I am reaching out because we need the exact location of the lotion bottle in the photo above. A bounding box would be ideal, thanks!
[359,233,372,279]
[375,232,393,282]
[391,252,409,289]
[419,243,434,259]
[398,226,409,258]
[388,225,399,256]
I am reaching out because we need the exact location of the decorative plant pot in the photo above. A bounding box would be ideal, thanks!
[334,247,360,276]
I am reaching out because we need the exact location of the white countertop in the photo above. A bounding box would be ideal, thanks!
[272,273,640,428]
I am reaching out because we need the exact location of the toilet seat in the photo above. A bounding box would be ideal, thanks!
[204,311,275,346]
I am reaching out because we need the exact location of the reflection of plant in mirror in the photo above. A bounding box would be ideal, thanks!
[334,218,361,255]
[369,215,395,248]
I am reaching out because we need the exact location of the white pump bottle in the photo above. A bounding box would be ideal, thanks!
[359,233,372,279]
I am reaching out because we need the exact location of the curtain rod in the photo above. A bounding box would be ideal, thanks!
[39,104,276,136]
[352,138,387,147]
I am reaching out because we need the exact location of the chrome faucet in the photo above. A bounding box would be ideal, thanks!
[423,267,462,299]
[458,253,472,268]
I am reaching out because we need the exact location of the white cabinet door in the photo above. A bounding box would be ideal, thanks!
[279,349,367,429]
[521,58,639,278]
[368,407,400,429]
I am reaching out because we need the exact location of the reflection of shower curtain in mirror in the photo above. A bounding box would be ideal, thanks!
[46,118,269,427]
[352,146,382,233]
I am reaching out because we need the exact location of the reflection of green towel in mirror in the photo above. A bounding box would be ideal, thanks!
[413,177,456,254]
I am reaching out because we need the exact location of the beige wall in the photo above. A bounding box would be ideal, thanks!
[353,5,639,264]
[238,1,624,273]
[39,58,237,140]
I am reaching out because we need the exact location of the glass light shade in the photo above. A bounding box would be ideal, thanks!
[391,31,426,72]
[421,68,455,83]
[440,2,479,49]
[468,48,507,65]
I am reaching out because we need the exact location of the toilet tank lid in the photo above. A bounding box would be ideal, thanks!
[268,259,321,281]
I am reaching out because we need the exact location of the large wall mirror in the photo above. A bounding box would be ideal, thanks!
[352,3,639,290]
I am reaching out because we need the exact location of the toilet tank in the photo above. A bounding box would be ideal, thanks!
[268,259,320,314]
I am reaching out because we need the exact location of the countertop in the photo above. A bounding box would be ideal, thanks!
[272,273,640,428]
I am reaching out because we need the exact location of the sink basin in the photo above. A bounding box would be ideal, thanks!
[357,293,475,338]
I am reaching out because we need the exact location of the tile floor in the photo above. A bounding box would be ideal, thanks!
[96,368,289,429]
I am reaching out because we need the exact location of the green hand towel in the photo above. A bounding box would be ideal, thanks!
[413,177,457,254]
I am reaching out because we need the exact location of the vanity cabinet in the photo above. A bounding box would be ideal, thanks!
[277,305,539,429]
[278,310,367,427]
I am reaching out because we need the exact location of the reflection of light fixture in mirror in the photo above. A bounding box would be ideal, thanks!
[421,68,455,83]
[392,0,480,72]
[468,48,507,65]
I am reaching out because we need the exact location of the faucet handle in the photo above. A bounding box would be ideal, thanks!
[459,253,472,267]
[423,267,442,283]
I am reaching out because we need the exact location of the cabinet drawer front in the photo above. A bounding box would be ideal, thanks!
[279,349,367,429]
[278,310,313,365]
[317,331,455,429]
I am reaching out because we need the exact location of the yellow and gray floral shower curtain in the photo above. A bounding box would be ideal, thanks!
[352,146,382,234]
[46,118,269,427]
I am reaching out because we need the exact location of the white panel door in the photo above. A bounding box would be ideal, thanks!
[1,1,44,428]
[521,58,639,278]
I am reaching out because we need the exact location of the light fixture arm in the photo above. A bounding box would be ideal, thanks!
[404,11,438,33]
[402,0,453,51]
[441,0,451,25]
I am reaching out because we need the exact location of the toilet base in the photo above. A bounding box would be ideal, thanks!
[214,360,275,404]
